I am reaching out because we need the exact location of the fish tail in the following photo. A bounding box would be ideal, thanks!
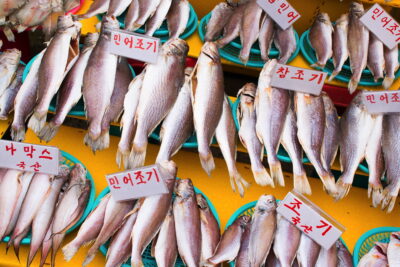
[311,62,325,69]
[348,78,359,94]
[261,52,269,62]
[230,168,250,197]
[328,70,340,81]
[82,249,96,266]
[294,172,312,195]
[383,76,394,90]
[116,148,130,169]
[13,239,21,262]
[84,132,105,153]
[3,26,15,42]
[38,122,60,142]
[381,188,397,213]
[131,255,145,267]
[239,51,249,65]
[269,161,285,187]
[199,152,215,176]
[320,172,337,197]
[335,177,351,200]
[15,25,27,33]
[27,245,39,267]
[368,183,383,208]
[128,143,147,169]
[61,242,78,262]
[99,131,110,150]
[40,242,51,267]
[28,112,47,135]
[11,124,26,142]
[252,167,274,187]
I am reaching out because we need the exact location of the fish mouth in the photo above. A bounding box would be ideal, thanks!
[57,15,74,29]
[102,15,119,29]
[202,42,219,61]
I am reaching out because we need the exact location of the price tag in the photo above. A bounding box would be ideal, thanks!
[0,140,60,175]
[271,64,327,95]
[360,3,400,49]
[106,164,168,202]
[256,0,300,30]
[362,90,400,114]
[277,191,345,249]
[108,29,160,64]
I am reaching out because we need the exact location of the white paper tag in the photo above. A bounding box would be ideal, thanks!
[362,90,400,114]
[0,140,60,175]
[108,29,160,64]
[360,3,400,49]
[271,64,327,95]
[256,0,300,30]
[106,164,168,202]
[277,191,345,250]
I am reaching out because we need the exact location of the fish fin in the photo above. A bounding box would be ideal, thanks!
[328,70,340,81]
[28,112,47,135]
[348,78,358,94]
[38,122,60,142]
[269,161,285,187]
[294,172,312,195]
[230,168,250,197]
[3,26,15,42]
[335,177,351,200]
[381,188,397,213]
[368,183,383,208]
[61,242,78,262]
[382,76,394,90]
[252,167,274,187]
[82,247,97,266]
[128,143,147,169]
[199,152,215,176]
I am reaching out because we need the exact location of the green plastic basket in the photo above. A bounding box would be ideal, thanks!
[22,50,136,117]
[1,150,96,244]
[97,181,220,267]
[198,13,300,68]
[353,226,400,266]
[300,29,400,87]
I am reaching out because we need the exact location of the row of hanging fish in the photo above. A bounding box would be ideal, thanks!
[208,194,353,267]
[0,0,81,41]
[357,233,400,267]
[309,2,399,92]
[79,0,190,39]
[0,163,91,267]
[205,0,297,64]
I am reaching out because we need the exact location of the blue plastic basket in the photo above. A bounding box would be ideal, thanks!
[97,181,220,267]
[300,29,400,87]
[1,150,96,244]
[353,226,400,266]
[198,13,300,68]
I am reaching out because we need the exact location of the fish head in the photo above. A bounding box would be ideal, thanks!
[84,32,100,47]
[57,14,74,30]
[260,59,278,78]
[57,164,71,178]
[196,194,209,210]
[256,194,277,212]
[337,13,349,26]
[164,38,189,57]
[69,163,87,185]
[201,42,220,62]
[238,215,251,227]
[391,232,400,243]
[174,178,195,199]
[101,15,120,31]
[350,2,364,16]
[2,48,21,64]
[238,83,256,105]
[373,242,388,257]
[316,12,331,25]
[184,67,194,77]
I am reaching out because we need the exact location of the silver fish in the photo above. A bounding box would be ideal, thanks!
[256,59,289,187]
[126,0,161,31]
[296,234,321,267]
[316,243,338,267]
[167,0,190,39]
[79,0,110,19]
[107,0,132,17]
[336,239,353,267]
[154,205,177,267]
[216,95,249,196]
[321,92,339,171]
[336,94,376,200]
[295,92,337,197]
[129,39,188,168]
[39,33,99,143]
[329,14,349,81]
[205,2,235,42]
[192,42,225,176]
[358,242,388,267]
[309,13,333,69]
[9,0,52,33]
[208,215,250,265]
[145,0,172,36]
[83,16,119,152]
[367,34,385,82]
[259,14,275,62]
[347,2,369,93]
[0,49,21,97]
[273,214,301,267]
[239,0,263,64]
[383,44,399,90]
[381,113,400,213]
[234,217,251,267]
[29,15,81,135]
[124,0,139,30]
[63,194,111,261]
[216,2,247,48]
[388,232,400,266]
[237,83,273,187]
[0,64,24,120]
[173,179,201,267]
[274,25,296,64]
[248,195,277,267]
[130,161,176,267]
[116,72,144,169]
[155,67,194,164]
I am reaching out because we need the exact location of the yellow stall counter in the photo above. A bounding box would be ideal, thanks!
[0,125,399,266]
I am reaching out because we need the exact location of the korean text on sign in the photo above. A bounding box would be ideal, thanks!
[277,191,345,249]
[362,90,400,114]
[360,4,400,49]
[271,64,327,95]
[257,0,300,30]
[0,140,59,175]
[109,29,160,64]
[106,164,168,202]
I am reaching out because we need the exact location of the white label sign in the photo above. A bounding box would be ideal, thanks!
[106,164,168,202]
[362,90,400,114]
[271,64,327,95]
[109,29,160,64]
[277,191,345,249]
[0,140,60,175]
[360,4,400,49]
[256,0,300,30]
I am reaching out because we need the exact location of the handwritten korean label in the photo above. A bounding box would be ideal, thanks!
[106,164,168,201]
[0,140,59,175]
[362,90,400,114]
[109,29,160,64]
[277,191,345,249]
[256,0,300,30]
[360,4,400,49]
[271,64,327,95]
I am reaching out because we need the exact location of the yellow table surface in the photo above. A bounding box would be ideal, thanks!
[0,117,11,138]
[0,125,399,266]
